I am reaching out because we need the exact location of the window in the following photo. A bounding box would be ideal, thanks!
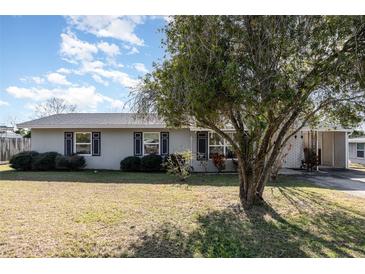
[143,132,160,155]
[75,132,92,155]
[357,143,364,158]
[209,132,236,158]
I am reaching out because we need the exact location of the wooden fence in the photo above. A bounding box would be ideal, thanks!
[0,137,31,162]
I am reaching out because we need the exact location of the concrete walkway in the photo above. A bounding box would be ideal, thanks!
[300,169,365,198]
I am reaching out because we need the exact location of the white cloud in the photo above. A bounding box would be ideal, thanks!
[133,63,149,74]
[128,47,139,55]
[66,16,145,46]
[5,85,122,111]
[123,44,140,55]
[97,41,120,57]
[79,60,138,88]
[0,100,9,106]
[60,31,98,63]
[31,76,45,84]
[92,74,109,86]
[47,72,72,86]
[103,97,125,111]
[19,76,45,84]
[57,29,138,90]
[6,86,52,101]
[57,68,72,74]
[98,69,138,87]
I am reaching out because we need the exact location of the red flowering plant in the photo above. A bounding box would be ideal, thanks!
[211,153,226,173]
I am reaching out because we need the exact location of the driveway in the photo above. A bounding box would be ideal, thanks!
[300,168,365,198]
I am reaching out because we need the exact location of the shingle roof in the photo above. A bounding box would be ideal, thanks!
[0,130,23,138]
[17,113,166,129]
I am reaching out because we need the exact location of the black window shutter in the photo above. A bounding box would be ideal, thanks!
[197,131,208,160]
[161,132,169,156]
[92,132,101,156]
[64,132,73,156]
[134,132,142,156]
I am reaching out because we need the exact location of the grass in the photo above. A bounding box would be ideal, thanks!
[350,162,365,172]
[0,164,365,257]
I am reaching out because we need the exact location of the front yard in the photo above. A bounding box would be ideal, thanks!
[0,165,364,257]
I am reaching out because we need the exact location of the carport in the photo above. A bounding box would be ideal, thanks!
[301,128,350,169]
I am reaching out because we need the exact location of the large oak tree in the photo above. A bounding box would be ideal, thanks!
[135,16,365,208]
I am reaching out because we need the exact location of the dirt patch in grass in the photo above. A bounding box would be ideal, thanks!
[0,167,365,257]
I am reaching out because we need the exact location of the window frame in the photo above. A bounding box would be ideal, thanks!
[208,131,236,159]
[143,132,160,155]
[74,132,92,156]
[356,143,365,158]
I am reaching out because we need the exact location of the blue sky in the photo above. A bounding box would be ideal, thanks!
[0,16,167,125]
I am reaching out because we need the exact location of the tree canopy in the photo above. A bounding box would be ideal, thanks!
[33,97,77,118]
[135,16,365,207]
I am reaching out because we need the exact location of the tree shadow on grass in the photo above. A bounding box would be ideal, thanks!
[128,196,365,258]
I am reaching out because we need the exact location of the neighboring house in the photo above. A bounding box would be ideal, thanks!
[17,113,350,171]
[0,126,22,138]
[348,137,365,165]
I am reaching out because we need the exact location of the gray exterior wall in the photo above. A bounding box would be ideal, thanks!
[349,142,365,164]
[31,128,237,171]
[32,128,193,170]
[31,128,348,171]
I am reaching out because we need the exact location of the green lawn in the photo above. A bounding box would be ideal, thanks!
[0,164,364,258]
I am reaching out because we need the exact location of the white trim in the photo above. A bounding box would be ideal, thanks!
[142,132,160,155]
[208,132,236,159]
[74,132,92,156]
[356,143,365,158]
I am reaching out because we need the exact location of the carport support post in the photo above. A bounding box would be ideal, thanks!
[316,130,319,171]
[332,132,335,167]
[190,133,193,167]
[345,132,349,169]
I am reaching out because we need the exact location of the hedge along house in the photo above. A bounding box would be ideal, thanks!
[17,113,350,171]
[348,137,365,165]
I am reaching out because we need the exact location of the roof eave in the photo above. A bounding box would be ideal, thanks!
[17,124,169,129]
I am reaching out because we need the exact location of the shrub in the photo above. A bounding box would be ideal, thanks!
[141,154,163,172]
[55,155,86,170]
[163,151,192,181]
[69,155,86,170]
[55,155,69,170]
[120,156,141,171]
[212,153,226,173]
[32,152,61,171]
[9,151,39,171]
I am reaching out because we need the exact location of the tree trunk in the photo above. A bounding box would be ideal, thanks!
[237,160,270,208]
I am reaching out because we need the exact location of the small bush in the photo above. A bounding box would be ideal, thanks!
[212,153,226,173]
[55,155,70,170]
[163,151,192,181]
[32,152,61,171]
[55,155,86,170]
[9,151,39,171]
[120,156,141,171]
[141,154,163,172]
[69,155,86,170]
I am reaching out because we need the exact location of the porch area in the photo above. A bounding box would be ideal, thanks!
[301,130,348,170]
